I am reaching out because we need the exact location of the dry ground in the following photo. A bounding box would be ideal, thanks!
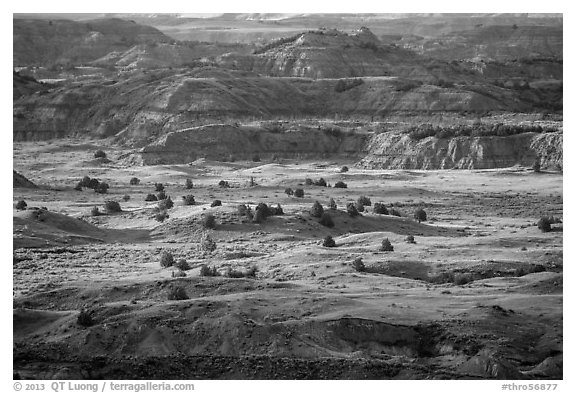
[13,140,563,379]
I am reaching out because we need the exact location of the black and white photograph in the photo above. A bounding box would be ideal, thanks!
[11,2,568,385]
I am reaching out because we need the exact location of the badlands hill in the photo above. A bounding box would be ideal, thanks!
[13,18,174,67]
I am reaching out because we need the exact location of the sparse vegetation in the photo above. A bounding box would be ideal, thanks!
[218,180,230,188]
[175,259,191,271]
[389,208,402,217]
[537,217,552,232]
[200,264,220,277]
[145,194,158,202]
[77,309,95,327]
[185,179,193,189]
[104,200,121,213]
[94,150,107,159]
[90,206,101,216]
[129,177,140,185]
[252,154,261,162]
[357,196,372,207]
[202,213,216,229]
[314,178,327,187]
[340,166,349,173]
[159,251,174,268]
[158,196,174,210]
[405,235,416,244]
[414,208,427,223]
[380,238,394,252]
[310,201,324,218]
[284,187,294,196]
[182,195,195,205]
[157,190,167,200]
[294,188,305,198]
[346,202,360,217]
[225,266,258,278]
[407,123,551,141]
[155,183,164,192]
[373,202,388,215]
[155,210,169,222]
[334,181,348,189]
[15,200,27,210]
[211,200,222,207]
[200,232,217,252]
[322,235,336,247]
[305,178,313,186]
[352,257,366,272]
[328,198,337,210]
[319,212,335,228]
[355,201,365,212]
[122,195,130,202]
[95,182,109,194]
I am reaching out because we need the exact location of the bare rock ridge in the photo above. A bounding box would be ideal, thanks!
[358,131,563,170]
[138,124,369,164]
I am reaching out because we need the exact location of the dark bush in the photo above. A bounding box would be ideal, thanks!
[90,206,101,216]
[155,210,169,222]
[200,264,220,277]
[352,257,365,272]
[157,190,167,200]
[357,196,371,207]
[225,268,246,278]
[271,203,284,215]
[454,273,473,286]
[322,235,336,247]
[334,181,347,189]
[305,178,313,186]
[182,195,195,205]
[253,208,266,224]
[252,154,261,162]
[284,187,294,196]
[380,238,394,252]
[389,208,401,217]
[80,176,92,188]
[87,178,100,190]
[211,199,222,207]
[537,217,552,232]
[122,195,130,202]
[294,188,305,198]
[104,200,121,213]
[94,150,107,159]
[218,180,230,188]
[15,200,27,210]
[310,201,324,218]
[314,178,327,187]
[77,309,95,327]
[167,286,188,301]
[155,183,164,192]
[245,266,258,278]
[328,198,337,210]
[373,202,388,215]
[145,194,158,202]
[130,177,140,185]
[74,182,83,191]
[172,270,186,278]
[319,212,335,228]
[185,179,193,189]
[346,202,360,217]
[175,259,191,271]
[158,196,174,210]
[237,204,251,216]
[160,251,174,268]
[355,201,365,212]
[256,202,272,218]
[405,235,416,244]
[95,182,109,194]
[340,166,349,173]
[533,159,541,173]
[202,213,216,229]
[414,208,427,223]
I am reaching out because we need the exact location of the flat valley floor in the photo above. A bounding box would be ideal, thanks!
[13,140,563,379]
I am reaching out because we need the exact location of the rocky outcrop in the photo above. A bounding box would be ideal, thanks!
[138,124,369,164]
[358,131,562,170]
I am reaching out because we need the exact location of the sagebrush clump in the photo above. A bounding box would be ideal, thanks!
[334,181,347,189]
[373,202,388,215]
[405,235,416,244]
[104,200,121,213]
[537,217,552,232]
[182,195,195,205]
[159,251,174,267]
[155,183,164,192]
[310,201,324,218]
[357,196,371,207]
[155,210,169,222]
[218,180,230,188]
[319,212,335,228]
[175,259,191,271]
[352,257,366,272]
[158,196,174,210]
[94,150,107,159]
[15,200,27,210]
[77,309,95,327]
[380,238,394,252]
[328,198,337,210]
[294,188,305,198]
[185,179,193,189]
[130,177,140,185]
[200,232,217,252]
[284,187,294,196]
[157,190,167,200]
[346,202,360,217]
[200,264,220,277]
[414,208,427,223]
[91,206,101,216]
[167,286,188,301]
[323,235,336,247]
[202,213,216,229]
[145,194,158,202]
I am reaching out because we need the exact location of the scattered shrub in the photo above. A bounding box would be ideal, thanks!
[533,159,541,173]
[90,206,101,216]
[172,270,187,278]
[211,199,222,207]
[237,204,252,216]
[380,238,394,252]
[155,183,165,192]
[129,177,140,185]
[357,196,371,207]
[185,179,193,189]
[182,195,195,205]
[328,198,337,210]
[389,208,401,217]
[122,195,130,202]
[322,235,336,247]
[454,273,473,286]
[157,190,167,200]
[74,182,83,191]
[202,213,216,229]
[414,208,427,223]
[319,212,335,228]
[94,150,107,159]
[15,200,27,210]
[256,202,272,218]
[294,188,305,198]
[87,178,100,190]
[167,286,188,301]
[160,251,174,267]
[145,194,158,202]
[245,266,258,278]
[252,154,261,162]
[346,202,360,217]
[305,178,314,186]
[310,201,324,218]
[352,257,365,272]
[175,259,191,271]
[200,264,220,277]
[200,232,217,252]
[104,200,121,213]
[95,182,109,194]
[218,180,230,188]
[80,176,92,188]
[284,187,294,196]
[253,208,266,224]
[314,178,327,187]
[225,268,246,278]
[77,309,95,327]
[271,203,284,215]
[249,176,257,187]
[405,235,416,244]
[537,217,552,232]
[334,181,348,189]
[373,202,388,215]
[155,210,169,222]
[158,196,174,210]
[355,201,365,212]
[340,166,349,173]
